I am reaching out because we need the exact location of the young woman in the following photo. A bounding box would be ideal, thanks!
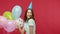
[19,8,36,34]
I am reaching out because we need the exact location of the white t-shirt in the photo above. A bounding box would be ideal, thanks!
[24,19,36,34]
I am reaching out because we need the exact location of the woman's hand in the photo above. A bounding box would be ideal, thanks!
[19,26,24,34]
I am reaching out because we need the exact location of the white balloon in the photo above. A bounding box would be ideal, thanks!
[15,18,24,28]
[12,5,22,20]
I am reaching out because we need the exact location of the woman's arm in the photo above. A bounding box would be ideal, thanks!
[28,19,35,34]
[29,26,33,34]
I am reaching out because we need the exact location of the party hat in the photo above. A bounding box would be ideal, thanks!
[28,2,32,9]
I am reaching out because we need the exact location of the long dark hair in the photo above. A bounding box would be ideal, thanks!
[24,8,35,22]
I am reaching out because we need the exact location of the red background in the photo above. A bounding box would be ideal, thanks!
[0,0,60,34]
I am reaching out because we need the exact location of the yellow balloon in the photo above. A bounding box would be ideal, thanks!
[3,11,14,20]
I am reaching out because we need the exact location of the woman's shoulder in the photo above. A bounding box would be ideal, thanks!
[28,19,35,26]
[28,19,35,22]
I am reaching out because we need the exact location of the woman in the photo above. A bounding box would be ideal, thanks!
[19,8,36,34]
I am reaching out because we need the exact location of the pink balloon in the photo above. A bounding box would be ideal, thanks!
[0,16,7,28]
[4,20,16,32]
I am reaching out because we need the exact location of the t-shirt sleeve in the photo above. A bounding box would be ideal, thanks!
[28,19,35,26]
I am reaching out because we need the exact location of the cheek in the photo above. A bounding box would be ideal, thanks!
[30,13,32,16]
[26,13,29,18]
[27,13,30,16]
[26,13,28,16]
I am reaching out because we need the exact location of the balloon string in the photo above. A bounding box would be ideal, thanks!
[7,32,10,34]
[3,29,10,34]
[3,29,6,34]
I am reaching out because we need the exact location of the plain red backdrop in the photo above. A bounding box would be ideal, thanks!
[0,0,60,34]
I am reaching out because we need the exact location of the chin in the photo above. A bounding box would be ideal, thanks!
[28,18,30,19]
[27,17,30,19]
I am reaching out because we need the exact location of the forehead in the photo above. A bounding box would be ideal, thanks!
[27,10,32,12]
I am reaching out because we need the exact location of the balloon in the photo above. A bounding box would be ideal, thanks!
[15,18,24,29]
[0,16,7,28]
[12,5,22,20]
[3,11,14,20]
[4,20,16,32]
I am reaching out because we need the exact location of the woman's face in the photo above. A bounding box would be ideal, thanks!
[27,10,32,19]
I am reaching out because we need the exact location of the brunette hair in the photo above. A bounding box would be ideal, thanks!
[24,8,35,22]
